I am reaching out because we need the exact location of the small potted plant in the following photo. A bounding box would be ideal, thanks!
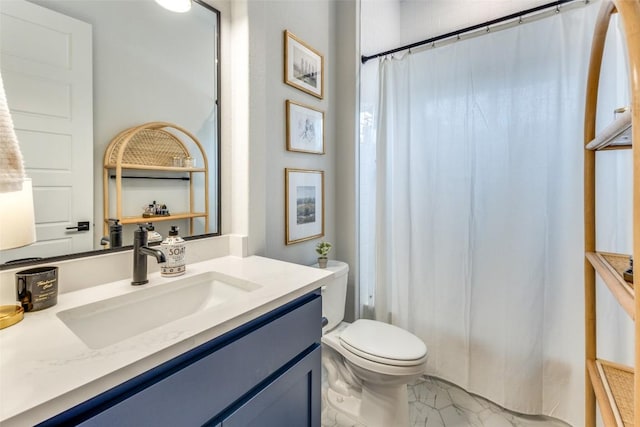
[315,241,332,268]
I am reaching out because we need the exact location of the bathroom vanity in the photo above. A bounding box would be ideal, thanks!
[0,256,332,427]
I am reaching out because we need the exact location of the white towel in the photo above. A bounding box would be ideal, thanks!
[0,72,25,193]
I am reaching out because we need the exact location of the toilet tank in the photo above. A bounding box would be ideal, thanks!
[316,260,349,332]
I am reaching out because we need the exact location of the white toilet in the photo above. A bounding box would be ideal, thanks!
[319,260,427,427]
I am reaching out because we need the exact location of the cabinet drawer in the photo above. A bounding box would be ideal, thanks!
[43,293,321,427]
[220,345,321,427]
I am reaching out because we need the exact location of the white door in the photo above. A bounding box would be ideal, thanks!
[0,0,93,263]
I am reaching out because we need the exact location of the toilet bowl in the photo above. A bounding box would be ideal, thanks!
[318,261,427,427]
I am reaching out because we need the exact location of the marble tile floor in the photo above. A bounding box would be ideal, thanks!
[321,376,571,427]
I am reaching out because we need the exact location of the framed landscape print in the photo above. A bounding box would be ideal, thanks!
[286,100,325,154]
[284,30,324,99]
[285,168,324,244]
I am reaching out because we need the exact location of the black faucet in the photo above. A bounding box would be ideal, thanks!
[132,225,166,286]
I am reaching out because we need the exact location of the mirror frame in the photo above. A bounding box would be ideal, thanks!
[0,0,222,271]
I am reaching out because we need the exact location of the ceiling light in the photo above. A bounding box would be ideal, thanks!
[155,0,191,13]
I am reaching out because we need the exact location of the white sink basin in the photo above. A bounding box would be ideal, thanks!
[57,272,261,349]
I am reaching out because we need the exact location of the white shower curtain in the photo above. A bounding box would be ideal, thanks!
[362,2,633,425]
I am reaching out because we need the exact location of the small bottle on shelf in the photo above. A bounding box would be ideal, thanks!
[623,256,633,283]
[108,218,122,248]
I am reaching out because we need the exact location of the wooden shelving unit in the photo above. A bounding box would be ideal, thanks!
[584,1,640,426]
[103,122,209,238]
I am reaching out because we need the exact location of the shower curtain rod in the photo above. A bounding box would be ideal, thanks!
[361,0,578,64]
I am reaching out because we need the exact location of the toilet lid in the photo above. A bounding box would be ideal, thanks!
[339,319,427,365]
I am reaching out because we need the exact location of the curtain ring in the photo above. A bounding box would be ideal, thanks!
[456,33,461,41]
[518,15,523,24]
[432,41,436,48]
[486,25,490,32]
[555,4,560,13]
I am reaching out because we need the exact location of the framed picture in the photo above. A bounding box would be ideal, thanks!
[284,30,324,99]
[285,168,324,245]
[286,100,325,154]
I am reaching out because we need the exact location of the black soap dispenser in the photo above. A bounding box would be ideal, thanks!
[108,218,123,248]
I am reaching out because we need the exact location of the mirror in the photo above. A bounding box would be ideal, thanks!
[0,0,221,267]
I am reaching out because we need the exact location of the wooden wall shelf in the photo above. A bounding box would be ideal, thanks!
[103,122,209,239]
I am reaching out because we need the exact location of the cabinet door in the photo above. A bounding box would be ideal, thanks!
[221,346,321,427]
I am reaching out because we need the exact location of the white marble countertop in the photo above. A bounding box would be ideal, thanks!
[0,255,332,426]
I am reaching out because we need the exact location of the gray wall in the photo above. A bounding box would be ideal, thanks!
[244,0,359,321]
[248,0,335,264]
[333,1,359,322]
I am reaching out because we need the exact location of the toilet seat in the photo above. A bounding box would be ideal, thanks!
[339,319,427,367]
[323,328,427,377]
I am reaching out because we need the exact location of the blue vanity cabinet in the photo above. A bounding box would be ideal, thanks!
[39,291,322,427]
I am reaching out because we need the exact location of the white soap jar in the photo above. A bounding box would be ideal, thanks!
[160,226,186,277]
